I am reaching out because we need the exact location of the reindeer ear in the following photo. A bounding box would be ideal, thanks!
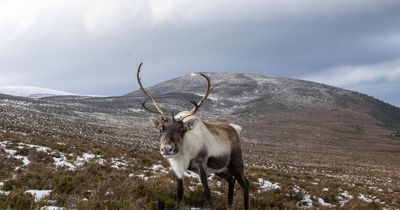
[149,116,163,128]
[183,118,199,131]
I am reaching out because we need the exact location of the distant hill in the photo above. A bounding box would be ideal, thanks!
[1,72,399,147]
[0,86,77,98]
[126,72,400,127]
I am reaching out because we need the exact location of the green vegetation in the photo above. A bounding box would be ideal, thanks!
[0,191,34,210]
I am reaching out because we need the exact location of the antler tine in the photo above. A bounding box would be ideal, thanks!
[136,63,167,120]
[189,73,213,115]
[171,112,176,123]
[189,100,200,114]
[140,100,159,114]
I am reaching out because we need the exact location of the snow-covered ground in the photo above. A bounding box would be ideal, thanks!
[0,86,78,98]
[40,206,66,210]
[0,141,107,171]
[0,139,395,209]
[338,191,354,206]
[255,178,280,192]
[317,197,334,207]
[297,194,313,208]
[25,190,52,201]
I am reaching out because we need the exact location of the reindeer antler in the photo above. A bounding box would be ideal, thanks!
[140,100,159,114]
[187,73,213,116]
[136,63,167,120]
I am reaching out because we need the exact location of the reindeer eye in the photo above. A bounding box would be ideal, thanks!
[180,127,186,136]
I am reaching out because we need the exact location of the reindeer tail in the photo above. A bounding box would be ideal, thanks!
[229,123,242,135]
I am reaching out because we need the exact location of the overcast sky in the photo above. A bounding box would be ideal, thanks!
[0,0,399,106]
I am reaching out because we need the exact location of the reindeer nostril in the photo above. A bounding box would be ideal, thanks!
[161,145,173,154]
[167,145,173,152]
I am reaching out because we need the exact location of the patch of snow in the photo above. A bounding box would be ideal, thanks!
[47,200,56,205]
[358,194,373,203]
[17,143,51,153]
[130,108,144,113]
[16,155,31,167]
[297,194,313,208]
[53,154,76,171]
[184,171,200,181]
[136,174,149,181]
[110,158,128,170]
[2,147,17,156]
[95,158,107,165]
[0,190,10,195]
[322,188,329,192]
[255,178,280,191]
[150,164,169,173]
[0,181,3,189]
[213,191,223,195]
[194,93,218,101]
[75,153,95,166]
[105,191,114,196]
[0,141,10,148]
[1,141,110,171]
[0,142,31,168]
[293,185,302,193]
[246,74,281,85]
[25,190,52,201]
[40,206,66,210]
[318,197,334,207]
[338,191,353,206]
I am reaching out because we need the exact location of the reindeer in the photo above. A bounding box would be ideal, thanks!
[136,63,250,210]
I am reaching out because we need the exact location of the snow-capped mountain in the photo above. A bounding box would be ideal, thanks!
[0,86,77,98]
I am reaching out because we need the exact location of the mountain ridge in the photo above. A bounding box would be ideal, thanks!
[127,72,400,127]
[1,72,399,143]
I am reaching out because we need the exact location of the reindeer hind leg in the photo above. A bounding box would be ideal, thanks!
[228,158,250,210]
[216,170,236,208]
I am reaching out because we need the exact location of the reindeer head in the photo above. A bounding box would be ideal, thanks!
[136,63,213,158]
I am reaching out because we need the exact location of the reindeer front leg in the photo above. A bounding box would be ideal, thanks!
[177,178,184,210]
[195,162,214,210]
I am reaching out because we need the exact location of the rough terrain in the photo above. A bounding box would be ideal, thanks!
[1,73,399,209]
